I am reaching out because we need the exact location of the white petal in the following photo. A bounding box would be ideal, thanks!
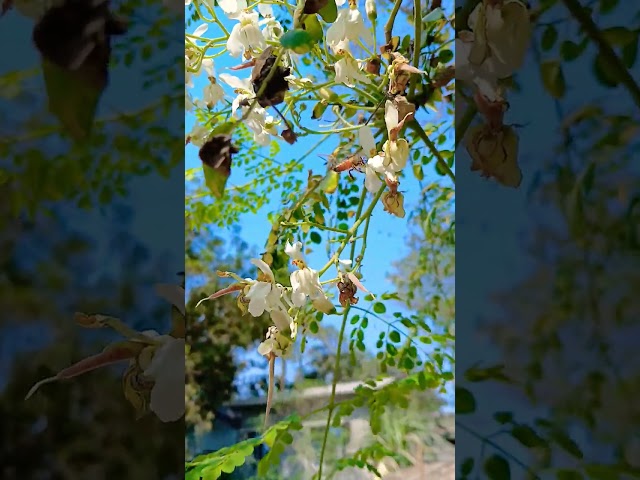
[364,166,383,193]
[284,241,305,261]
[384,100,399,133]
[154,284,185,315]
[271,310,290,333]
[219,73,248,90]
[201,58,214,76]
[358,126,377,158]
[251,258,275,281]
[258,339,274,356]
[192,23,208,37]
[258,3,273,17]
[339,259,352,266]
[226,24,244,57]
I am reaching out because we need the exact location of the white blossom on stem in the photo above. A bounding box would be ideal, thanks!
[227,10,266,58]
[285,241,335,313]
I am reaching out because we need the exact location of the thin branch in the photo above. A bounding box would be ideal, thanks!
[385,0,404,44]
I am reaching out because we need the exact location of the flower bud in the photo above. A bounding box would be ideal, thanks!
[366,0,377,21]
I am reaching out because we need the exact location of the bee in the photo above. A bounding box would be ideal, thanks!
[319,152,367,179]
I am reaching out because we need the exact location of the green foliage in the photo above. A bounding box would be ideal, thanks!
[185,417,303,480]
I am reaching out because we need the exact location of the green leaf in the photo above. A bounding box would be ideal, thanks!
[318,0,338,23]
[461,457,474,475]
[373,302,386,314]
[493,411,514,424]
[540,60,566,98]
[541,25,558,51]
[549,429,583,459]
[601,26,636,46]
[310,231,321,243]
[455,387,476,414]
[511,424,546,448]
[389,330,401,343]
[560,40,588,61]
[42,59,104,142]
[302,14,323,41]
[203,163,228,199]
[423,7,444,23]
[312,101,328,120]
[593,51,620,87]
[599,0,619,13]
[483,454,511,480]
[413,163,424,180]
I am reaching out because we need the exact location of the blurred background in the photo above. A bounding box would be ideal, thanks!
[0,1,184,478]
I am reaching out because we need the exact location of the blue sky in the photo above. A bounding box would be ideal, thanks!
[185,2,455,407]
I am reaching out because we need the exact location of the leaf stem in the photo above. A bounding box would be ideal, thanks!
[408,119,455,182]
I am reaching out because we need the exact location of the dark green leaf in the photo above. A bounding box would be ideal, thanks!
[318,0,338,23]
[541,25,558,51]
[455,387,476,414]
[483,454,511,480]
[540,60,566,98]
[42,59,103,142]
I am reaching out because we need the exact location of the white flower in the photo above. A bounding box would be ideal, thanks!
[358,125,384,193]
[217,0,247,19]
[285,241,335,313]
[261,17,284,41]
[245,107,278,146]
[144,335,185,422]
[257,3,273,18]
[458,0,530,87]
[258,325,293,358]
[227,10,266,58]
[285,240,306,265]
[186,56,214,89]
[335,55,370,87]
[186,92,194,112]
[326,7,372,50]
[203,81,225,107]
[244,259,288,316]
[186,124,210,147]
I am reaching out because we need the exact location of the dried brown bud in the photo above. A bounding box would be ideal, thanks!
[252,46,291,108]
[281,128,298,145]
[199,134,239,178]
[337,278,359,307]
[365,56,381,75]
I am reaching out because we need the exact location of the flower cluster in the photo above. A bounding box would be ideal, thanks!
[457,0,531,187]
[355,52,426,218]
[197,241,338,362]
[26,283,186,423]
